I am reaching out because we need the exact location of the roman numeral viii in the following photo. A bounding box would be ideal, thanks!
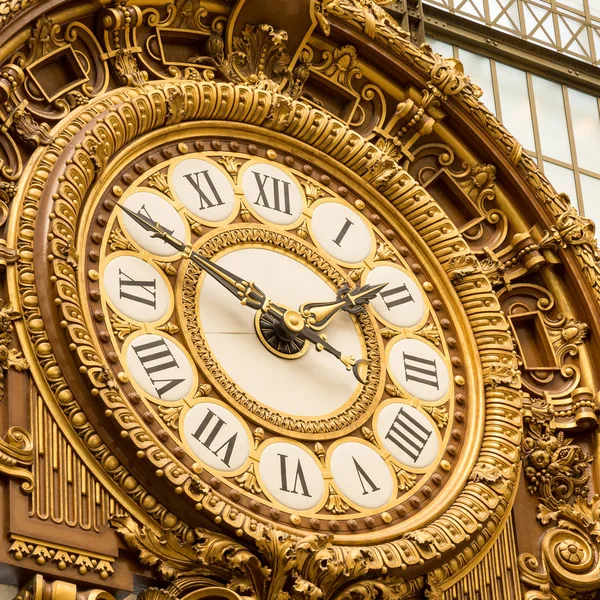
[132,338,185,398]
[118,269,157,308]
[403,352,439,389]
[192,409,238,467]
[253,172,292,215]
[385,407,432,463]
[183,171,225,210]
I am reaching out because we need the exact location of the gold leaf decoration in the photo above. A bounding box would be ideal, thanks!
[297,219,309,239]
[147,172,172,197]
[375,242,396,262]
[348,267,364,281]
[218,156,242,183]
[314,442,325,465]
[423,405,448,429]
[156,261,178,276]
[109,228,135,252]
[392,463,417,491]
[381,327,400,339]
[235,463,262,494]
[416,321,441,346]
[110,314,140,341]
[185,213,202,236]
[253,427,265,450]
[385,383,407,398]
[193,384,213,399]
[302,180,326,207]
[361,426,379,447]
[156,322,180,335]
[157,406,181,430]
[325,484,349,514]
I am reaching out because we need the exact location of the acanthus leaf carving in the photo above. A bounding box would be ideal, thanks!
[191,25,308,100]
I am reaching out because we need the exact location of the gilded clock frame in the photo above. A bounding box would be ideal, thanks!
[8,80,521,577]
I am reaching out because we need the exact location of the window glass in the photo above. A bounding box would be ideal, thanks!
[543,162,578,202]
[426,37,453,58]
[532,76,572,163]
[581,174,600,223]
[567,88,600,174]
[495,62,536,152]
[456,48,496,115]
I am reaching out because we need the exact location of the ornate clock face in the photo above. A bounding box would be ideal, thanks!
[81,134,470,538]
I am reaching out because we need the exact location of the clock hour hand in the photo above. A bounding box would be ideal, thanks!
[265,305,369,384]
[116,204,267,310]
[300,282,388,331]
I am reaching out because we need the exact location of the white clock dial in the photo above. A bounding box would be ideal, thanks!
[330,441,394,508]
[311,202,373,264]
[198,248,362,417]
[388,337,450,402]
[259,441,324,510]
[171,158,236,222]
[241,162,303,225]
[126,333,195,401]
[103,255,171,323]
[121,192,187,257]
[377,403,438,468]
[183,402,251,471]
[366,265,426,328]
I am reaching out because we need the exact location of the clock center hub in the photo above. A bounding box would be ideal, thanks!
[254,308,309,359]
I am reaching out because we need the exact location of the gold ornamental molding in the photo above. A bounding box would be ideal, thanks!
[9,74,521,591]
[0,0,599,597]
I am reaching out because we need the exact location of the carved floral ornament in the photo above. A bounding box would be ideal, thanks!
[0,0,600,598]
[8,76,521,595]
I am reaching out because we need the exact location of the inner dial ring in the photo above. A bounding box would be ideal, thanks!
[177,224,384,440]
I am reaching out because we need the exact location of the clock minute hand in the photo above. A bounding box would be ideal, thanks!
[300,282,388,331]
[295,323,370,384]
[116,204,267,310]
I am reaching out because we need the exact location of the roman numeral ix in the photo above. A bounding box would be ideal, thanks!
[118,269,157,308]
[192,409,238,467]
[183,171,225,210]
[386,407,432,463]
[403,352,439,389]
[253,172,292,214]
[132,338,185,398]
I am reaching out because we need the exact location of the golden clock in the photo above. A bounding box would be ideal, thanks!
[78,132,470,537]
